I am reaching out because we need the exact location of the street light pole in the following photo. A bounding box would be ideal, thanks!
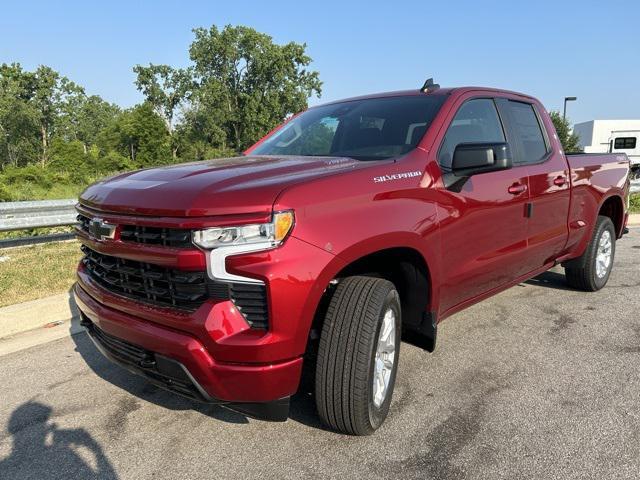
[563,96,577,120]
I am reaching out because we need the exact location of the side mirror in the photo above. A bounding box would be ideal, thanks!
[451,142,513,176]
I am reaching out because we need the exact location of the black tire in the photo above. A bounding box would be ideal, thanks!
[565,215,616,291]
[315,276,401,435]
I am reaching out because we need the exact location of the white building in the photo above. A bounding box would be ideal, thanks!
[573,119,640,169]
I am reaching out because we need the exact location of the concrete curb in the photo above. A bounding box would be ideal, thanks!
[0,316,84,356]
[629,213,640,226]
[0,292,79,339]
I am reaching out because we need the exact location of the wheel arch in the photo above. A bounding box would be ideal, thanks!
[302,233,439,355]
[598,194,625,238]
[334,246,433,331]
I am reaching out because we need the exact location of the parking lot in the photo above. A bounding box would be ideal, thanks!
[0,229,638,480]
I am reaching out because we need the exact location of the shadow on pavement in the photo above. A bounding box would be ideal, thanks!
[524,270,575,291]
[66,288,322,429]
[0,401,118,479]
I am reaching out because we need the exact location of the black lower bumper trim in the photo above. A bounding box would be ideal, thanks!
[79,313,290,421]
[226,398,290,422]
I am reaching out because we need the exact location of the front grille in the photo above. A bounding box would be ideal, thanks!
[77,214,90,233]
[80,246,269,328]
[120,224,193,248]
[81,245,229,310]
[76,214,193,248]
[77,210,270,328]
[82,317,207,401]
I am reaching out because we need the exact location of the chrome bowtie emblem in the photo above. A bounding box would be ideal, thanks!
[88,218,116,240]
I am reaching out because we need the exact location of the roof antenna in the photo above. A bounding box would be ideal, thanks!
[420,77,440,93]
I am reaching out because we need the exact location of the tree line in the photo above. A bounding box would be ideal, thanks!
[1,24,582,202]
[0,25,322,200]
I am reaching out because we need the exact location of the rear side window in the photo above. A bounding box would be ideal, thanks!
[613,137,636,149]
[438,98,505,170]
[506,101,548,164]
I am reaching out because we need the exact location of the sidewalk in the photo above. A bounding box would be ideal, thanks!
[0,292,83,356]
[0,292,78,338]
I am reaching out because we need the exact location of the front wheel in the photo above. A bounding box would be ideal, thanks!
[315,276,401,435]
[564,215,616,291]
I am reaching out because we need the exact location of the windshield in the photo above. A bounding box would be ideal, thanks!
[252,95,446,160]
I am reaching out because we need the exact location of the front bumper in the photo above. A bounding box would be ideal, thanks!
[73,204,344,419]
[74,282,302,419]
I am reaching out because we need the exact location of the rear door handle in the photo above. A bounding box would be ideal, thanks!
[553,176,567,186]
[508,183,527,195]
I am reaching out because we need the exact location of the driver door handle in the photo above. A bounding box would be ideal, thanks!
[553,175,567,186]
[508,182,527,195]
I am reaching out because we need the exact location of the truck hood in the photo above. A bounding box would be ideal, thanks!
[79,155,369,217]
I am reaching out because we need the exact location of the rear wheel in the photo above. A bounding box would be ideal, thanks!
[565,215,616,291]
[315,276,401,435]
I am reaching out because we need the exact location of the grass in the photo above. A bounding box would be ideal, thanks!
[0,226,75,241]
[630,193,640,214]
[0,241,81,307]
[1,181,87,202]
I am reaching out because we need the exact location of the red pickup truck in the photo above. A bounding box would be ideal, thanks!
[74,83,630,435]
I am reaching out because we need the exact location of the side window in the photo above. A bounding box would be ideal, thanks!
[613,137,636,150]
[438,99,505,170]
[506,101,548,164]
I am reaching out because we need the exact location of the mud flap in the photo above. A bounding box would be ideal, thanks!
[402,311,437,352]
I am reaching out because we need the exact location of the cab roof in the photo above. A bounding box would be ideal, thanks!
[317,86,537,107]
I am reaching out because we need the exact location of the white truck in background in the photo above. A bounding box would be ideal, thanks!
[574,120,640,178]
[608,130,639,178]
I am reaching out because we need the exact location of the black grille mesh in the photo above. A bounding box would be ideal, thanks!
[120,224,193,248]
[80,246,269,328]
[77,214,90,233]
[76,214,193,248]
[81,245,229,310]
[229,283,269,330]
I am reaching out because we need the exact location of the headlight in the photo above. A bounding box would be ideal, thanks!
[192,210,295,250]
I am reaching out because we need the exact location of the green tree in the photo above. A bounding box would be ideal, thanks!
[57,94,119,153]
[48,138,89,178]
[187,25,322,151]
[1,64,119,170]
[133,64,192,158]
[77,96,121,150]
[31,65,84,166]
[175,103,230,160]
[99,103,171,167]
[0,63,40,167]
[549,111,582,153]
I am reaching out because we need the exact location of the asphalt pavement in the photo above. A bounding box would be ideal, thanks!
[1,229,639,480]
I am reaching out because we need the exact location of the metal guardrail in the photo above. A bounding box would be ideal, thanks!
[0,199,77,232]
[0,232,76,249]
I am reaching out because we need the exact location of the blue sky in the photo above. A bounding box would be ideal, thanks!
[1,0,638,124]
